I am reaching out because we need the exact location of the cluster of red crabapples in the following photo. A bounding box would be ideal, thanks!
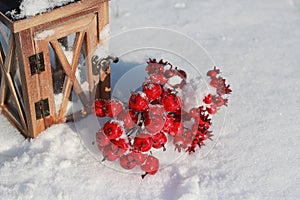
[94,59,231,178]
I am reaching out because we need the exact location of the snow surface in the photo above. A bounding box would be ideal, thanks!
[34,29,55,40]
[1,0,300,199]
[6,0,76,19]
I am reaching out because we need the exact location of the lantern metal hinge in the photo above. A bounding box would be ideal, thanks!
[91,55,119,75]
[29,52,45,75]
[35,98,50,120]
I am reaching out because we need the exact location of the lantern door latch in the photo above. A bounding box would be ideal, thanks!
[29,52,45,75]
[35,98,50,120]
[92,55,119,75]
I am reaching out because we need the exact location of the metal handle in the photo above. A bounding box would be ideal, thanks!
[92,55,119,75]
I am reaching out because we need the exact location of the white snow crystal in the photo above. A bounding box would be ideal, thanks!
[174,2,186,9]
[137,91,147,98]
[181,77,208,111]
[6,0,76,20]
[0,0,299,199]
[168,75,183,86]
[35,29,55,40]
[100,24,110,42]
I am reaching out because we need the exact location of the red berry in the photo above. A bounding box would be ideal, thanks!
[212,95,225,107]
[133,133,153,152]
[150,73,168,85]
[207,67,220,78]
[119,154,136,170]
[131,151,148,165]
[152,132,167,150]
[103,120,124,139]
[142,83,162,100]
[102,145,120,162]
[176,69,187,80]
[129,109,139,124]
[144,114,165,134]
[189,107,199,118]
[173,109,189,122]
[210,79,218,88]
[94,99,107,117]
[207,104,218,114]
[173,136,185,152]
[117,109,136,129]
[163,115,174,133]
[199,121,210,130]
[129,92,149,112]
[106,99,124,117]
[161,93,182,112]
[183,138,193,148]
[203,94,212,104]
[111,138,129,152]
[184,130,196,140]
[96,129,110,147]
[146,59,165,75]
[165,68,176,78]
[207,70,217,77]
[191,123,199,132]
[168,121,183,136]
[141,155,160,177]
[147,104,165,116]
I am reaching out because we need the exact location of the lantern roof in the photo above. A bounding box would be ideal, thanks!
[0,0,108,33]
[0,0,84,21]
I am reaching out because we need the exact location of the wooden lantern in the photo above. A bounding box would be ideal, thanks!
[0,0,110,138]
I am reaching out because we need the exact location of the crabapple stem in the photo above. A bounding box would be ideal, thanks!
[162,144,166,151]
[141,172,148,179]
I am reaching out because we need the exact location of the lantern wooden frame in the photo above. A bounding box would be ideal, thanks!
[0,0,110,138]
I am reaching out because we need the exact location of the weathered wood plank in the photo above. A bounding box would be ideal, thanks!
[85,16,98,101]
[15,29,44,138]
[50,40,90,108]
[0,40,5,105]
[1,105,26,135]
[0,12,13,31]
[58,31,85,120]
[98,1,109,42]
[33,6,99,34]
[34,39,56,128]
[0,35,27,131]
[12,0,108,33]
[34,14,95,42]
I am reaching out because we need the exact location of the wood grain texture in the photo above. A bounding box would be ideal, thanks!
[0,12,13,31]
[50,40,90,108]
[11,0,108,33]
[85,16,98,101]
[58,31,85,120]
[1,35,27,131]
[15,29,44,138]
[0,0,110,138]
[34,39,56,128]
[0,39,5,105]
[33,14,95,42]
[1,105,26,134]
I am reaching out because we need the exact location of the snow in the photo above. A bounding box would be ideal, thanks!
[167,75,182,86]
[100,24,110,42]
[1,0,300,199]
[6,0,76,20]
[35,29,55,40]
[174,2,186,9]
